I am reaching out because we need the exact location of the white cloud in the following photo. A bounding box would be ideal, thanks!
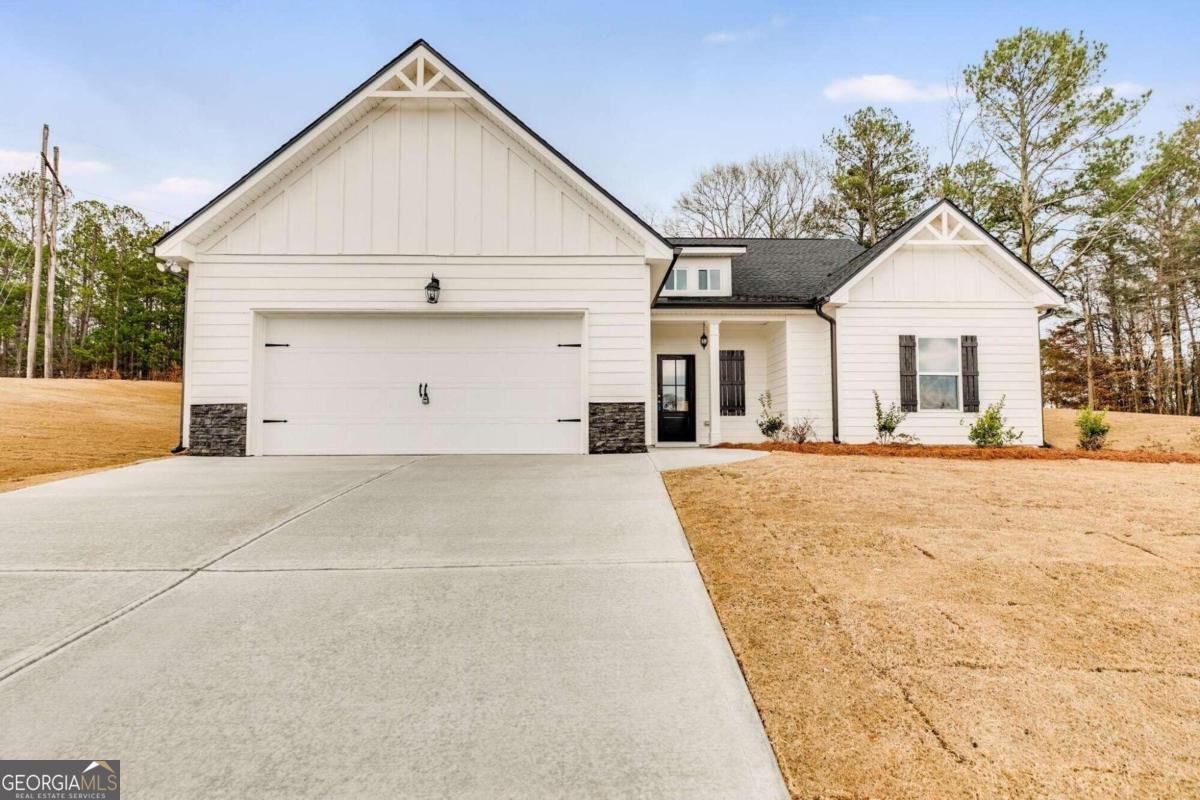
[1088,81,1149,99]
[128,176,219,202]
[0,149,112,177]
[822,74,953,103]
[703,15,788,45]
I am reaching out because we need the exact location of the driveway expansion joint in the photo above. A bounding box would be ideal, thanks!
[0,458,416,685]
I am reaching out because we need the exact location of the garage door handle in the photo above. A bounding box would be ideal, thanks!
[265,342,289,347]
[263,419,288,423]
[557,418,581,423]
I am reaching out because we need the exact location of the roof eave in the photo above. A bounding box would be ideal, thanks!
[652,298,817,309]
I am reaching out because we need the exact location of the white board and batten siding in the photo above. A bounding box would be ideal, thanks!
[834,243,1045,445]
[199,100,641,259]
[183,98,654,452]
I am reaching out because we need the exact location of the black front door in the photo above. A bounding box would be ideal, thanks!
[657,354,696,442]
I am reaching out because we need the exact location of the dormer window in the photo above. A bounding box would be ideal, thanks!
[663,268,688,291]
[661,249,739,298]
[697,269,720,291]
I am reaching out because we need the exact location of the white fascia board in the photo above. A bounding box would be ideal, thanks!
[676,246,747,256]
[153,238,196,263]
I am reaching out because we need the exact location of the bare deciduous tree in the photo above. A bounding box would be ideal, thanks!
[666,151,826,238]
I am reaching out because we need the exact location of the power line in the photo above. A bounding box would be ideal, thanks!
[65,185,178,222]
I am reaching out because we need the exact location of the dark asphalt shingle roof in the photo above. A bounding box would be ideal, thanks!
[657,238,864,307]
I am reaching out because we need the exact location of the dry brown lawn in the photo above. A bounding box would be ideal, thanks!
[1044,407,1200,454]
[0,378,180,492]
[663,452,1200,799]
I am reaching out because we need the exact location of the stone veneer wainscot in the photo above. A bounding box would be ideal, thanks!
[189,403,247,456]
[588,402,647,454]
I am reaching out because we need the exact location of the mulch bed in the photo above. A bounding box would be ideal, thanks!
[717,440,1200,465]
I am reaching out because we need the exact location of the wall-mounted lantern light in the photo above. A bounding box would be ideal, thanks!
[425,274,441,304]
[699,331,709,349]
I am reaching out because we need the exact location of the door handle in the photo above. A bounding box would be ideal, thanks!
[419,383,430,405]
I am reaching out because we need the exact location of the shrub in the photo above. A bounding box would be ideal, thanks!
[782,417,817,444]
[1075,407,1110,451]
[757,391,785,440]
[873,391,910,444]
[965,396,1022,447]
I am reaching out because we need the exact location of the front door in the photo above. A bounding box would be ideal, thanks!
[657,354,696,442]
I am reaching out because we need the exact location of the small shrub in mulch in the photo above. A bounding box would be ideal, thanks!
[717,440,1200,465]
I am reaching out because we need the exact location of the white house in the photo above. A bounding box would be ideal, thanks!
[154,40,1064,456]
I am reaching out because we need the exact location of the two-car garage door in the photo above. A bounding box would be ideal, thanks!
[259,314,583,455]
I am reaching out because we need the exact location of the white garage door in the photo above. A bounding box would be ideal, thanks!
[259,314,583,455]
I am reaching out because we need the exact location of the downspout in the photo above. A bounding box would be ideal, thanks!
[1037,308,1056,447]
[150,248,190,454]
[814,297,840,444]
[171,268,189,454]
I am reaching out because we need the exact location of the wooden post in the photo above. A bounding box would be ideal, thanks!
[25,124,48,378]
[44,146,60,378]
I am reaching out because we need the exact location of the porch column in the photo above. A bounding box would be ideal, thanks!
[707,320,721,445]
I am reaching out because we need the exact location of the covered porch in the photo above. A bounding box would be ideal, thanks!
[649,315,791,447]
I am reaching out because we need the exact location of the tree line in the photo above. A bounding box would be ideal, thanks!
[665,28,1199,417]
[0,175,181,379]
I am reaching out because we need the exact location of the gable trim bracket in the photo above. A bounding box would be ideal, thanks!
[824,198,1065,309]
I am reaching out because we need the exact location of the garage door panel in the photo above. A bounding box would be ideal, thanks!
[262,420,580,455]
[267,384,578,421]
[260,314,584,455]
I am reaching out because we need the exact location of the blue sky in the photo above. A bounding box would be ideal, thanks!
[1,0,1196,226]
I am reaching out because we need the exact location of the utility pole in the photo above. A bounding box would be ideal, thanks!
[25,124,48,378]
[44,146,61,378]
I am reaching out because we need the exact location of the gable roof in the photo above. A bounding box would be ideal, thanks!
[818,197,1065,303]
[655,238,864,307]
[154,39,672,259]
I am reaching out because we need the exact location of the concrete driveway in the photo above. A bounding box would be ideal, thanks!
[0,454,786,799]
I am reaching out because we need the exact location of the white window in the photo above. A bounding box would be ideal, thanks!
[697,269,720,291]
[917,337,960,410]
[664,268,687,291]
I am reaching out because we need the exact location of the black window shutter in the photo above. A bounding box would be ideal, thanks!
[899,335,917,412]
[720,350,745,416]
[961,335,979,412]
